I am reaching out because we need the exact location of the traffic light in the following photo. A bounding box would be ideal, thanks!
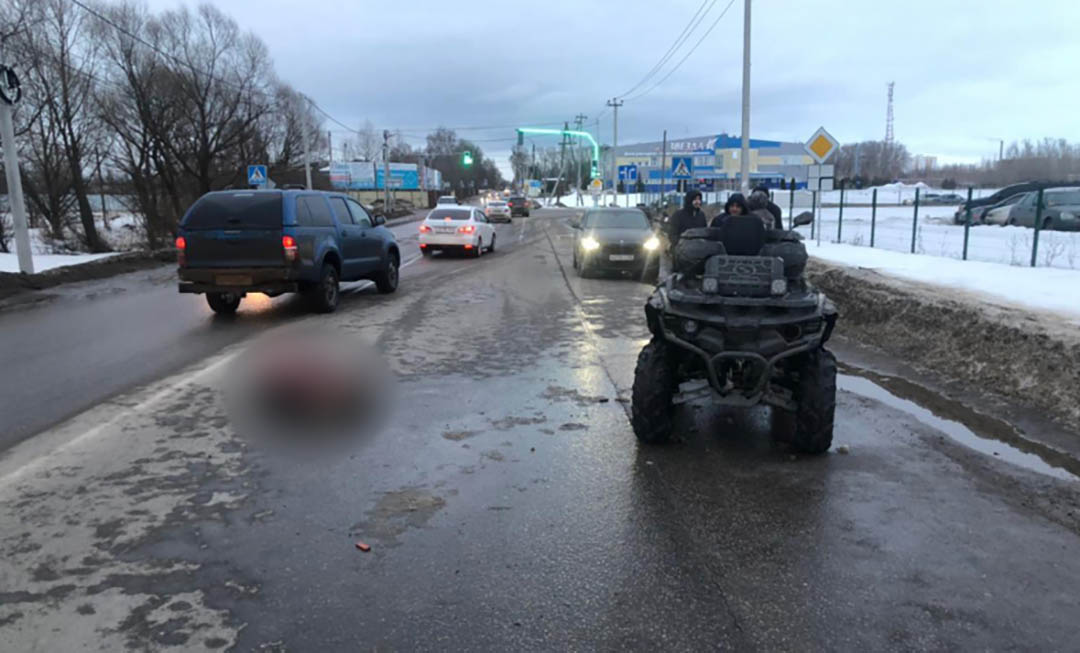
[462,151,473,167]
[517,131,523,147]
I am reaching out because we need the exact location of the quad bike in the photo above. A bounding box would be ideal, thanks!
[631,211,839,454]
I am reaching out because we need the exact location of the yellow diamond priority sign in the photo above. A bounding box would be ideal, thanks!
[804,127,839,164]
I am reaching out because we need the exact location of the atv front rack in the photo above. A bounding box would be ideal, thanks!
[648,285,835,410]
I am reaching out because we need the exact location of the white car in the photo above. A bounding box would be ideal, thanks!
[485,200,511,223]
[436,195,459,206]
[419,206,496,257]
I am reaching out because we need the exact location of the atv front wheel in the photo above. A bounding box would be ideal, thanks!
[631,338,677,444]
[793,348,837,454]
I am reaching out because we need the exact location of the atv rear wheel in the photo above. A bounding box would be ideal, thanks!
[793,348,837,454]
[631,337,677,444]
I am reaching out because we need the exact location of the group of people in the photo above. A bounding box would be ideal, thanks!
[666,186,784,248]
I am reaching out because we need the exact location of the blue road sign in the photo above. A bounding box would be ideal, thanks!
[618,164,639,182]
[671,157,693,179]
[247,165,268,187]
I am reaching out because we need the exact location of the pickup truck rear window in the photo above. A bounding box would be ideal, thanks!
[184,192,283,229]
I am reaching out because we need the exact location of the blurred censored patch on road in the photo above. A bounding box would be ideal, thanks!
[223,325,397,455]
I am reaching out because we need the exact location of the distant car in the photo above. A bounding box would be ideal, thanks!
[953,181,1073,225]
[419,206,497,257]
[177,189,400,314]
[507,196,530,217]
[571,207,661,280]
[983,193,1030,226]
[436,195,459,206]
[485,200,512,223]
[1002,188,1080,230]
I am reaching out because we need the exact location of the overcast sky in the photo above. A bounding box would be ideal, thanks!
[143,0,1080,177]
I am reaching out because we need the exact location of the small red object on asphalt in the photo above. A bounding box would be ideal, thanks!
[355,541,371,552]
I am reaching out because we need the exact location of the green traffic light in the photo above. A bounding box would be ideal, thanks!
[462,151,473,166]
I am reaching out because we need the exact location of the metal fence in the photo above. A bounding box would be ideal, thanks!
[779,185,1079,270]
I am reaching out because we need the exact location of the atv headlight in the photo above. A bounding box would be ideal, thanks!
[643,236,660,251]
[770,278,788,296]
[581,236,600,251]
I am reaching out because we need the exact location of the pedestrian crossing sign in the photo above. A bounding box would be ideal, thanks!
[671,157,693,179]
[247,165,268,187]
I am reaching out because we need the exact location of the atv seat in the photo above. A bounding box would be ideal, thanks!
[718,216,766,256]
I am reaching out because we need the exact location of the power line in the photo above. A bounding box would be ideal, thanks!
[616,0,716,99]
[623,0,737,102]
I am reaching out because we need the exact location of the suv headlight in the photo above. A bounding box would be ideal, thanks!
[643,236,660,251]
[581,236,600,251]
[771,278,788,295]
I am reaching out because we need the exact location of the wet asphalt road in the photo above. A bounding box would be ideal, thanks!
[0,218,430,451]
[2,209,1080,651]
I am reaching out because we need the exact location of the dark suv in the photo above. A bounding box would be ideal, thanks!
[177,189,401,314]
[507,196,530,217]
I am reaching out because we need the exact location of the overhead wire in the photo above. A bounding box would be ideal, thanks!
[615,0,716,99]
[622,0,737,102]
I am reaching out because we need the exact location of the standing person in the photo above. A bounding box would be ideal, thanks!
[709,192,750,228]
[751,185,784,229]
[667,190,708,247]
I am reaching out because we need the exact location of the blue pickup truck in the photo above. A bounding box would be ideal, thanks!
[176,189,401,314]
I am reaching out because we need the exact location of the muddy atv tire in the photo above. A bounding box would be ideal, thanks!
[793,348,837,454]
[631,338,677,444]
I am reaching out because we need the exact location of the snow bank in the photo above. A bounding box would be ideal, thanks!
[803,240,1080,322]
[807,259,1080,433]
[0,251,118,274]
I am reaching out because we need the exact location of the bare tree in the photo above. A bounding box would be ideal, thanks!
[14,0,109,251]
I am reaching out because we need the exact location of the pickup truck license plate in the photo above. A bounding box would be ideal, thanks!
[609,254,635,262]
[216,274,253,286]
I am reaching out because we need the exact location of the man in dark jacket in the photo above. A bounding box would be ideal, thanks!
[709,192,750,228]
[667,190,707,247]
[751,185,784,229]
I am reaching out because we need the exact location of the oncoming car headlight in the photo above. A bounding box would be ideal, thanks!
[581,236,600,251]
[643,236,660,251]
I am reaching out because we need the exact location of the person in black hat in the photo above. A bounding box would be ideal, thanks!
[751,185,784,229]
[667,190,707,248]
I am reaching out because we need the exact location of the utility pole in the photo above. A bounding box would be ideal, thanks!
[999,139,1004,162]
[574,113,587,206]
[0,64,32,273]
[555,121,569,202]
[328,130,333,166]
[661,129,668,202]
[607,98,623,204]
[302,122,313,190]
[738,0,752,193]
[382,130,391,207]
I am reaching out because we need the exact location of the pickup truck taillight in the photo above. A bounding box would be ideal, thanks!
[175,236,186,266]
[282,235,298,263]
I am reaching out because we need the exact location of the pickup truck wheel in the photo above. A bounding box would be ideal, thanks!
[206,292,241,315]
[375,252,399,294]
[306,263,339,313]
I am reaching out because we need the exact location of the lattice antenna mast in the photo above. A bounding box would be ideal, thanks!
[885,81,895,143]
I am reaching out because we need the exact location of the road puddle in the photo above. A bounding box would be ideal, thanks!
[838,367,1079,482]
